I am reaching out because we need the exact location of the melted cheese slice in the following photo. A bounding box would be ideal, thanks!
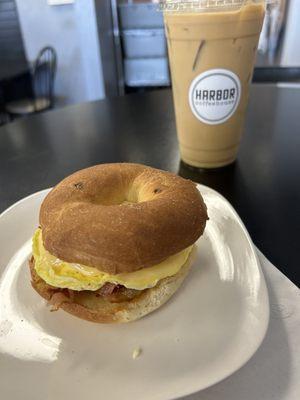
[32,229,193,291]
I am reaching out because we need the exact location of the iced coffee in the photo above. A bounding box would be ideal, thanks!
[164,1,266,168]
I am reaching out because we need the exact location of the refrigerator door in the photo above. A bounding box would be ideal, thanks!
[94,0,124,96]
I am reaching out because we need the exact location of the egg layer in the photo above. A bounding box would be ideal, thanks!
[32,228,193,291]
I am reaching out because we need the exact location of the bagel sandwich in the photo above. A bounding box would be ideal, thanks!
[29,163,208,323]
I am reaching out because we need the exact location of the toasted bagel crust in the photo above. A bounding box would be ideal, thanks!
[40,163,207,274]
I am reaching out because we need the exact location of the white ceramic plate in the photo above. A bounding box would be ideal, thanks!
[0,186,269,400]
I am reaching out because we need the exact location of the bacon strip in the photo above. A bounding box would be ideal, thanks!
[49,290,73,311]
[97,282,118,296]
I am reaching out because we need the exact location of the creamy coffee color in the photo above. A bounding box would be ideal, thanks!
[164,1,265,168]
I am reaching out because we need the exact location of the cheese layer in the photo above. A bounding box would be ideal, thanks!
[32,229,192,291]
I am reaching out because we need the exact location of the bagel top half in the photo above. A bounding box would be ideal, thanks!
[39,163,208,275]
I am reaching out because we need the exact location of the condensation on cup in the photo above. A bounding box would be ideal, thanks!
[162,0,275,168]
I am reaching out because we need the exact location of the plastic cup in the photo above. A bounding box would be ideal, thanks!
[162,0,273,168]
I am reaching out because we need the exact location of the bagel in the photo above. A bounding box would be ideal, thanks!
[30,163,208,323]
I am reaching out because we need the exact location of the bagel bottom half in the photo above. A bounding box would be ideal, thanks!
[29,248,195,323]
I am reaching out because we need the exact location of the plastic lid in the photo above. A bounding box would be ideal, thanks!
[160,0,278,12]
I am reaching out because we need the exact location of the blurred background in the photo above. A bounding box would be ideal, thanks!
[0,0,299,125]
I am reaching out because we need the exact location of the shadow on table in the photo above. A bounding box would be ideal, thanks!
[178,161,238,201]
[183,263,292,400]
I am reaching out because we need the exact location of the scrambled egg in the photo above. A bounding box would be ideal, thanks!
[32,229,192,291]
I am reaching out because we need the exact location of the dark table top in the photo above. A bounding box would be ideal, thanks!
[0,84,299,286]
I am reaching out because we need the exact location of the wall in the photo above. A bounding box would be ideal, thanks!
[16,0,105,106]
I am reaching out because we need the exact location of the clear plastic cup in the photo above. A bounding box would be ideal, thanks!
[162,0,275,168]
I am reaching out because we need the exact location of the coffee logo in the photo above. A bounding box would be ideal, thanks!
[189,69,241,125]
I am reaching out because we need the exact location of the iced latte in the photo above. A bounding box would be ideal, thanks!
[164,0,266,168]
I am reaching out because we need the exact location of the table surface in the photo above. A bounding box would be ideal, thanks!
[0,84,299,286]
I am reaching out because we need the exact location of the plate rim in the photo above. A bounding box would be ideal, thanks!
[0,188,51,220]
[192,183,271,394]
[0,185,270,398]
